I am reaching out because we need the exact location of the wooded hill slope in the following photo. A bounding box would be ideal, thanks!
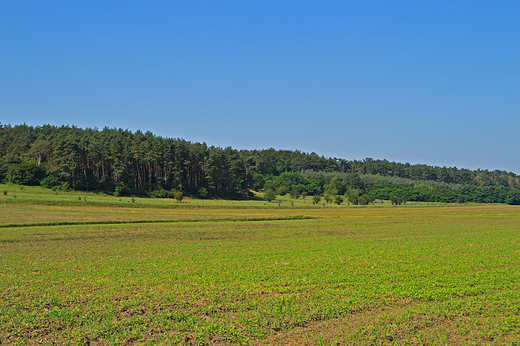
[1,123,519,203]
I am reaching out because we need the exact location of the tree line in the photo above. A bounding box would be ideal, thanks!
[1,123,519,204]
[0,124,249,198]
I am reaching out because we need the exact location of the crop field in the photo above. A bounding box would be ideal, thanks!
[1,184,519,345]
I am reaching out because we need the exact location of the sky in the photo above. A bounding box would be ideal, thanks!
[1,1,519,173]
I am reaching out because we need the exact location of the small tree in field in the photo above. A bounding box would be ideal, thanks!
[390,195,404,205]
[276,186,288,196]
[334,195,344,205]
[264,189,276,202]
[348,195,359,205]
[359,194,373,205]
[312,195,321,205]
[301,191,307,202]
[345,188,362,205]
[173,190,183,203]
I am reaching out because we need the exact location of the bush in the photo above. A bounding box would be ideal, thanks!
[290,189,300,199]
[6,160,46,185]
[312,195,321,205]
[276,186,288,196]
[173,190,183,203]
[359,194,374,205]
[390,195,405,205]
[264,189,276,202]
[324,194,333,203]
[115,183,131,197]
[198,187,209,199]
[150,189,174,198]
[40,175,59,189]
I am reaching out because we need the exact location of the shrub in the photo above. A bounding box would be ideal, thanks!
[390,195,405,205]
[115,183,131,197]
[348,195,359,205]
[324,194,333,203]
[359,194,374,205]
[173,190,183,203]
[150,189,174,198]
[198,187,209,199]
[276,186,288,196]
[6,160,46,185]
[264,189,276,202]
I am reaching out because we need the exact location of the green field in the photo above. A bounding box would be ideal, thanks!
[1,184,519,345]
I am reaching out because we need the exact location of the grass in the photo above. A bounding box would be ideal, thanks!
[1,184,519,345]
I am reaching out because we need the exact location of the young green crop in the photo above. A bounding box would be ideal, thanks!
[0,186,519,344]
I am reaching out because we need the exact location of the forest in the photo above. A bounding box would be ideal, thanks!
[1,123,520,204]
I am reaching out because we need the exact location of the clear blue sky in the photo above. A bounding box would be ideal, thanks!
[1,1,519,173]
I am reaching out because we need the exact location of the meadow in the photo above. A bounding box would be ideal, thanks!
[0,183,519,345]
